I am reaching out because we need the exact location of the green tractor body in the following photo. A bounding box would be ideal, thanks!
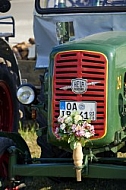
[48,31,126,152]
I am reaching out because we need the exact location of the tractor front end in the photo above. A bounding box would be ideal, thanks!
[47,31,126,156]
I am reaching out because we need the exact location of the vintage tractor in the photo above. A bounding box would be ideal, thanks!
[2,0,126,189]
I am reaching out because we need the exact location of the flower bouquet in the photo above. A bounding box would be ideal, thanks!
[54,111,95,181]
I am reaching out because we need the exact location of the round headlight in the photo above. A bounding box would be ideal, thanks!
[17,84,36,105]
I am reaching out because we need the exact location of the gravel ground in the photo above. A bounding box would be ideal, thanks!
[24,177,126,190]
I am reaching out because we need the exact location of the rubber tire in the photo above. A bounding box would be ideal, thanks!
[0,59,19,132]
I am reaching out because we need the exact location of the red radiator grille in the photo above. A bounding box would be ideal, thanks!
[52,50,107,139]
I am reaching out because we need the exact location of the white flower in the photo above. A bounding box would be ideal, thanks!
[63,115,68,119]
[56,112,95,150]
[64,116,72,124]
[84,131,92,138]
[60,123,66,130]
[74,114,82,124]
[71,111,79,116]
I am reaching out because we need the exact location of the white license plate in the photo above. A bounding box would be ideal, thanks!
[60,101,96,120]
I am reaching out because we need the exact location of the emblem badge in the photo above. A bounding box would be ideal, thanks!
[71,78,87,94]
[59,78,100,94]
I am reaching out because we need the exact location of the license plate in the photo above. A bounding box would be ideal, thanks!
[60,101,96,120]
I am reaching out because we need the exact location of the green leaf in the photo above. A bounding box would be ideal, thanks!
[80,137,86,147]
[70,141,77,150]
[86,119,91,123]
[68,137,71,143]
[68,135,75,143]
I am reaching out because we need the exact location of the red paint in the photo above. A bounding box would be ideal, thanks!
[53,50,107,139]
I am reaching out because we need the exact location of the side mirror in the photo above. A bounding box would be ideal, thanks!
[0,0,11,13]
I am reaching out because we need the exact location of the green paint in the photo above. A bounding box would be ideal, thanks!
[48,31,126,151]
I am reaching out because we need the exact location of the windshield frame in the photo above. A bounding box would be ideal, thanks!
[35,0,126,14]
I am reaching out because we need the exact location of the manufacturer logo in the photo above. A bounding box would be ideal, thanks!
[59,78,100,94]
[71,78,87,94]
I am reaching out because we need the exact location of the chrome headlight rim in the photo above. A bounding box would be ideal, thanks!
[17,84,37,105]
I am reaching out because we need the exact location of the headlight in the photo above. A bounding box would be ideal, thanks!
[17,84,36,105]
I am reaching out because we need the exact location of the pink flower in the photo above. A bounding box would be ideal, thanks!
[71,124,77,132]
[57,116,64,123]
[55,112,95,149]
[54,127,61,139]
[75,129,85,137]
